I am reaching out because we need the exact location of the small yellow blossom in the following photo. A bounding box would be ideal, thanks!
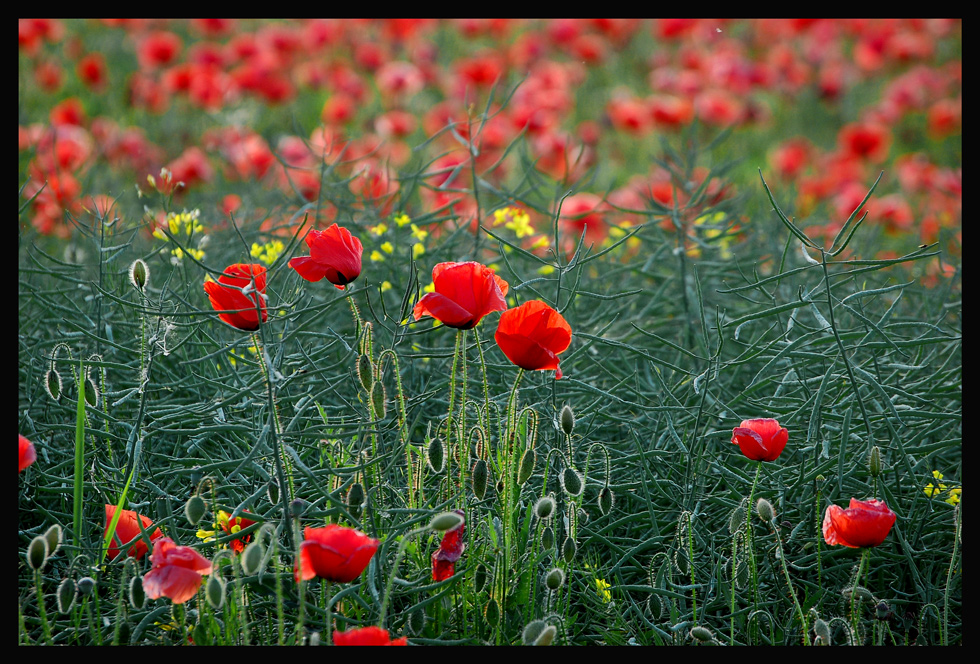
[250,239,284,266]
[410,224,428,242]
[595,577,612,604]
[380,281,393,293]
[370,250,386,262]
[394,213,412,227]
[946,488,961,506]
[530,235,550,251]
[538,265,555,275]
[370,223,388,236]
[412,242,425,259]
[924,470,948,498]
[196,528,216,544]
[380,241,394,254]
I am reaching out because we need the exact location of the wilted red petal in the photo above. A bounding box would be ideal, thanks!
[141,537,211,604]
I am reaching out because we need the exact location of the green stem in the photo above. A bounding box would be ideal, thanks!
[35,570,53,645]
[851,547,870,643]
[773,526,811,644]
[458,329,468,504]
[325,581,333,645]
[746,461,762,607]
[472,327,492,433]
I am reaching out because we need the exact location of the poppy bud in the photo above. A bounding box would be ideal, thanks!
[875,600,891,621]
[348,482,365,519]
[561,466,583,497]
[598,486,614,516]
[408,607,426,635]
[484,598,500,626]
[290,498,307,518]
[843,585,873,603]
[545,567,565,590]
[471,459,488,499]
[27,535,48,571]
[241,540,266,575]
[517,448,535,485]
[562,536,577,564]
[428,511,465,533]
[45,368,62,401]
[77,576,96,596]
[522,619,548,645]
[813,617,831,644]
[184,495,207,526]
[474,563,489,593]
[84,374,100,408]
[266,478,279,506]
[129,575,146,609]
[756,498,776,523]
[427,438,445,474]
[356,354,374,393]
[533,625,557,646]
[57,577,77,614]
[370,381,387,419]
[534,496,556,520]
[44,524,62,558]
[541,526,555,551]
[560,404,575,436]
[690,625,714,642]
[205,574,226,609]
[869,446,882,478]
[129,259,149,292]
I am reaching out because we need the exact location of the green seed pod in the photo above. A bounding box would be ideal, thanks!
[869,446,882,478]
[205,574,226,609]
[562,536,577,564]
[533,625,557,646]
[56,577,77,614]
[45,368,62,401]
[266,478,279,506]
[184,495,207,526]
[241,540,266,576]
[843,585,874,603]
[545,567,565,590]
[427,438,445,474]
[77,576,96,596]
[755,498,775,523]
[356,353,374,393]
[541,526,555,551]
[484,598,500,626]
[517,447,535,485]
[129,258,149,292]
[428,511,465,533]
[534,496,555,520]
[370,381,387,419]
[408,607,426,635]
[690,625,714,642]
[522,619,547,645]
[559,404,575,436]
[598,486,614,516]
[474,563,489,593]
[27,535,48,571]
[43,524,62,558]
[471,459,488,500]
[129,575,146,610]
[561,467,583,497]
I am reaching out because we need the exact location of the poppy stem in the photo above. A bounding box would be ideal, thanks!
[502,368,524,606]
[458,329,468,503]
[325,581,333,645]
[850,547,870,643]
[772,525,811,644]
[471,327,492,433]
[347,292,362,340]
[745,461,762,608]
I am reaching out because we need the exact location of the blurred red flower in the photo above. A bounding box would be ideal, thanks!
[294,524,379,583]
[333,626,407,646]
[77,53,107,91]
[494,300,572,379]
[203,264,268,332]
[838,121,892,163]
[142,537,212,604]
[288,224,363,290]
[218,510,257,554]
[413,262,509,330]
[432,510,466,582]
[822,498,897,548]
[731,418,788,462]
[105,504,164,560]
[19,435,36,473]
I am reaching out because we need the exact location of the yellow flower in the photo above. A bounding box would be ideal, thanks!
[394,213,412,227]
[924,470,948,498]
[380,281,393,293]
[410,223,428,242]
[250,239,285,266]
[538,265,555,275]
[412,242,425,259]
[945,488,961,506]
[380,241,394,254]
[370,223,389,236]
[595,577,612,604]
[196,528,216,544]
[370,250,386,262]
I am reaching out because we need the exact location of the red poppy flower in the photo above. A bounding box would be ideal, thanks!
[142,537,212,604]
[494,300,572,379]
[431,510,465,582]
[413,262,509,330]
[731,418,788,462]
[333,626,408,646]
[19,434,36,473]
[104,504,164,561]
[218,510,256,554]
[294,524,379,583]
[288,223,362,289]
[822,498,897,548]
[203,263,267,331]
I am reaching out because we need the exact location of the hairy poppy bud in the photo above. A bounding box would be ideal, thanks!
[474,563,489,593]
[533,625,557,646]
[484,598,500,626]
[472,459,488,499]
[560,404,575,436]
[356,354,374,393]
[205,574,226,609]
[184,495,207,526]
[370,381,386,419]
[756,498,775,523]
[266,478,279,506]
[843,585,873,603]
[241,540,266,575]
[45,368,62,401]
[517,448,535,485]
[813,617,831,644]
[561,466,583,497]
[57,577,77,614]
[598,486,614,516]
[84,374,100,408]
[129,575,146,609]
[541,526,555,551]
[44,524,63,558]
[348,482,365,519]
[869,446,882,478]
[408,607,426,635]
[522,619,548,645]
[428,511,465,533]
[545,567,565,590]
[27,536,48,571]
[427,438,445,474]
[562,537,577,564]
[129,259,149,292]
[690,625,714,642]
[77,576,96,596]
[534,496,556,520]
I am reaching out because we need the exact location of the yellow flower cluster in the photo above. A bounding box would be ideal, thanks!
[924,470,961,506]
[250,239,285,266]
[153,209,207,264]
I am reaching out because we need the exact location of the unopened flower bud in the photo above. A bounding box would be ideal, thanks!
[370,381,387,419]
[561,467,583,497]
[690,625,714,642]
[517,448,535,485]
[756,498,775,523]
[533,625,557,646]
[129,575,146,609]
[289,498,307,518]
[562,537,577,564]
[534,496,556,520]
[56,577,77,613]
[559,405,575,436]
[356,354,373,393]
[545,567,565,590]
[129,259,149,292]
[428,511,465,533]
[45,368,62,401]
[241,540,266,575]
[184,495,207,526]
[77,576,96,596]
[205,574,226,609]
[27,536,48,571]
[869,446,882,478]
[598,486,614,516]
[471,459,488,500]
[44,524,63,558]
[427,438,445,474]
[541,526,555,550]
